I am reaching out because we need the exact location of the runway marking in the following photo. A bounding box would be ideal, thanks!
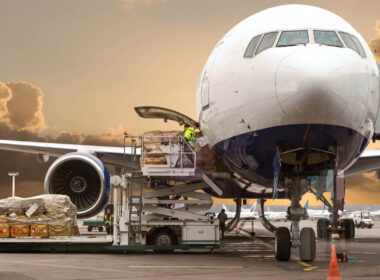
[303,266,318,271]
[129,265,245,269]
[235,228,319,271]
[0,259,242,280]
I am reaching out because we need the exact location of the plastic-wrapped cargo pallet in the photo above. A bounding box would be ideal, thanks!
[0,194,78,238]
[142,130,182,166]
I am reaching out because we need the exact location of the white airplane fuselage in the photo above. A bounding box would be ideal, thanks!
[197,5,380,189]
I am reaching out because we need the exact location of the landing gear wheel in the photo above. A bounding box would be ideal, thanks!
[317,219,329,238]
[153,228,178,254]
[87,226,93,232]
[275,227,291,261]
[341,219,355,239]
[299,227,316,261]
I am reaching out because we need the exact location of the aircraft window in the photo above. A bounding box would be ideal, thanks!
[277,30,309,47]
[350,35,367,58]
[244,35,262,57]
[339,32,359,53]
[256,32,278,54]
[313,30,343,47]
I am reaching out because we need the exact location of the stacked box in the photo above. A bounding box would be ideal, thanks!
[11,224,29,237]
[0,214,10,238]
[0,195,78,237]
[0,224,10,238]
[142,130,182,166]
[30,224,48,237]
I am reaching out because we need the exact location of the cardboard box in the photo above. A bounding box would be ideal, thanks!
[30,224,48,238]
[0,223,10,238]
[11,224,30,237]
[0,214,7,221]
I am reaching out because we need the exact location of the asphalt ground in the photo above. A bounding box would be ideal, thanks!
[0,220,379,279]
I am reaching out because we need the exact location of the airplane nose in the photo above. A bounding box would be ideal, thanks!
[276,47,350,121]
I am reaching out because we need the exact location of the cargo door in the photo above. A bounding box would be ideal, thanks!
[134,106,199,128]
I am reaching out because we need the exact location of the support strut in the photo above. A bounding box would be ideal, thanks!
[258,199,277,233]
[226,199,241,231]
[288,178,306,247]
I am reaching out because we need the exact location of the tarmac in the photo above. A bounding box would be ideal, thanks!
[0,220,380,280]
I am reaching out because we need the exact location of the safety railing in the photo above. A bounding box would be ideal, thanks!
[123,134,196,175]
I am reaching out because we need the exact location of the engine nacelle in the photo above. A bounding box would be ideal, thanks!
[44,152,111,219]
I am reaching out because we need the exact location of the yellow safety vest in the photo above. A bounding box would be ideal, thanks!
[184,127,195,148]
[104,214,113,225]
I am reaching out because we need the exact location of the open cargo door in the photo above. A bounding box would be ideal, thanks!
[135,106,199,128]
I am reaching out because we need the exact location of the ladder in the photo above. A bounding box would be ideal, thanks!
[127,179,143,244]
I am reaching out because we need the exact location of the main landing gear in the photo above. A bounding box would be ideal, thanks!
[275,178,316,261]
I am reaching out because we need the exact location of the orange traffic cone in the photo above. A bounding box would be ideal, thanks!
[326,245,342,280]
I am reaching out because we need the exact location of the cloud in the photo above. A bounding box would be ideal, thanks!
[368,20,380,63]
[5,82,45,132]
[0,82,12,119]
[122,0,168,10]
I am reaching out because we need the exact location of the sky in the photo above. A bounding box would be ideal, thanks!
[0,0,380,205]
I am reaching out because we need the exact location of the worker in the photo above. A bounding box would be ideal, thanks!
[217,209,228,239]
[104,208,113,234]
[184,124,195,148]
[183,124,195,166]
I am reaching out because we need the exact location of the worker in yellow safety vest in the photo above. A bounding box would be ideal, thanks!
[104,208,113,234]
[184,124,195,148]
[183,124,195,166]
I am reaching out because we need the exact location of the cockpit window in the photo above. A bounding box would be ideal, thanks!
[339,32,359,53]
[350,35,367,58]
[256,32,278,54]
[244,35,262,57]
[277,30,309,47]
[314,30,343,47]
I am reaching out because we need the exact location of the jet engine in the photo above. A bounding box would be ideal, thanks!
[44,153,111,219]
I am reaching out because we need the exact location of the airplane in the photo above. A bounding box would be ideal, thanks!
[222,202,257,220]
[371,210,380,219]
[0,4,379,261]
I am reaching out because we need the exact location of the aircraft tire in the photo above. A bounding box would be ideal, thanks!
[275,227,291,261]
[300,227,316,262]
[317,219,328,238]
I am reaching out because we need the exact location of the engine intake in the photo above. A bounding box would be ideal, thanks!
[44,153,110,219]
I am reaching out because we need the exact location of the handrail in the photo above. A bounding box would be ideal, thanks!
[122,135,196,170]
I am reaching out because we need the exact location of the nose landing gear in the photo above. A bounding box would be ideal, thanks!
[275,178,316,262]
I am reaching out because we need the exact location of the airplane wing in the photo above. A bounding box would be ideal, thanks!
[0,139,141,169]
[345,150,380,176]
